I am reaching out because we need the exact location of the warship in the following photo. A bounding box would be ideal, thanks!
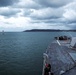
[43,36,76,75]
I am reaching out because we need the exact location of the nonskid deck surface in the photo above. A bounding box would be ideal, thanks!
[44,40,76,75]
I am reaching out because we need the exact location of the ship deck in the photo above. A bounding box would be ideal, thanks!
[43,39,76,75]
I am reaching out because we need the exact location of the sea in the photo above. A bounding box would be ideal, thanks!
[0,32,76,75]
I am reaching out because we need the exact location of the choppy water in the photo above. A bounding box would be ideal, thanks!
[0,32,76,75]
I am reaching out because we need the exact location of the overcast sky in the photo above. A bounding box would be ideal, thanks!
[0,0,76,31]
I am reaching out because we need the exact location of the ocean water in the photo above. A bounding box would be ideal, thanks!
[0,32,76,75]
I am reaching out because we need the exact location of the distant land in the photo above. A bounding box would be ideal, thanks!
[24,29,76,32]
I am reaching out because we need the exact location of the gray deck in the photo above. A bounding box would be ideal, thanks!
[43,40,76,75]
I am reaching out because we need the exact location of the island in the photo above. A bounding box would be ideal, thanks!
[23,29,76,32]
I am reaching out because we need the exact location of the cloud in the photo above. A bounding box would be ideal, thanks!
[15,0,42,9]
[28,7,64,20]
[23,9,33,16]
[63,9,76,23]
[63,2,76,23]
[33,0,73,8]
[0,15,31,31]
[0,0,76,31]
[0,7,21,17]
[0,0,19,7]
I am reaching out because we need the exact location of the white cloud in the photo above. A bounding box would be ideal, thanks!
[0,15,31,29]
[63,2,76,22]
[63,9,76,21]
[29,7,63,19]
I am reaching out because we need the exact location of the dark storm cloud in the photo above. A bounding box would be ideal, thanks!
[30,19,58,23]
[67,21,76,24]
[0,0,19,7]
[65,23,76,29]
[30,15,60,20]
[33,0,72,8]
[0,8,21,18]
[23,9,33,16]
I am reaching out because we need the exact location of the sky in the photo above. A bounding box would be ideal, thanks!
[0,0,76,31]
